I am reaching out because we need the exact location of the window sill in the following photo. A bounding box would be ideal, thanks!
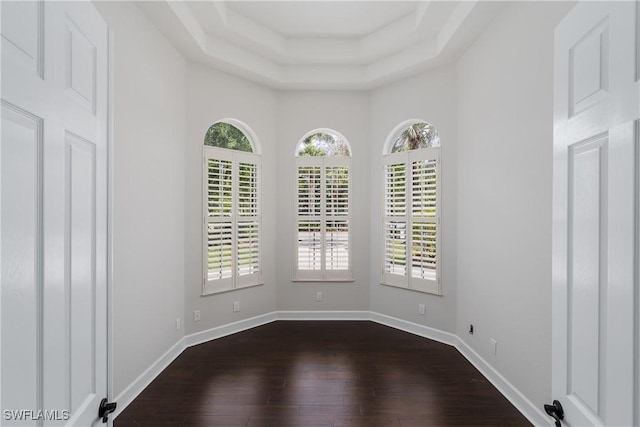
[201,281,264,297]
[292,278,355,283]
[380,281,442,296]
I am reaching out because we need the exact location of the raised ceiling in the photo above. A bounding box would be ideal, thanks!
[137,1,505,90]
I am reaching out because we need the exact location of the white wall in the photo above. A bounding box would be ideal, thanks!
[184,63,278,334]
[369,65,458,333]
[94,2,186,397]
[456,0,573,410]
[276,91,371,311]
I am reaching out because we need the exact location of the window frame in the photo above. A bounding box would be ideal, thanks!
[202,145,262,295]
[293,130,353,282]
[381,122,441,295]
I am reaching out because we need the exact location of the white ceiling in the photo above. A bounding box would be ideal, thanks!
[224,2,419,38]
[137,1,506,90]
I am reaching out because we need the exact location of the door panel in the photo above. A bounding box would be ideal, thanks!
[67,133,97,414]
[567,135,608,421]
[568,17,608,117]
[553,1,639,426]
[1,102,42,427]
[65,15,97,113]
[0,1,43,78]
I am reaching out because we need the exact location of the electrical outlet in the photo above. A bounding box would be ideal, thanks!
[316,291,322,302]
[418,304,426,315]
[491,338,497,355]
[233,301,240,312]
[193,310,201,322]
[176,318,181,331]
[469,324,474,335]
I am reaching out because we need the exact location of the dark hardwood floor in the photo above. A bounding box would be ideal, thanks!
[114,321,531,427]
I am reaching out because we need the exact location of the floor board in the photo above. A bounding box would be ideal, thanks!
[114,321,531,426]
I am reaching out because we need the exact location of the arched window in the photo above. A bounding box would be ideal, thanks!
[204,120,259,153]
[294,129,353,281]
[382,120,441,295]
[202,120,262,295]
[388,121,440,153]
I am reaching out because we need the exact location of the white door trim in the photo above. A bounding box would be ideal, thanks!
[106,26,115,427]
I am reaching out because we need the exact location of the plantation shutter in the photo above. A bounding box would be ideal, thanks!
[235,151,262,287]
[203,147,261,295]
[296,161,322,276]
[323,157,351,280]
[382,148,440,294]
[409,149,439,293]
[295,156,352,281]
[383,153,409,288]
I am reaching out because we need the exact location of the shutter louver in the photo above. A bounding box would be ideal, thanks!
[207,158,233,217]
[412,159,437,217]
[326,166,349,216]
[207,223,233,281]
[237,222,259,276]
[326,219,349,270]
[297,166,321,216]
[384,221,407,276]
[411,222,437,280]
[385,162,406,217]
[238,162,258,216]
[297,220,322,270]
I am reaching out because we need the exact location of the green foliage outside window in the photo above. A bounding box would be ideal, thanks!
[204,122,253,152]
[391,122,440,153]
[297,132,350,157]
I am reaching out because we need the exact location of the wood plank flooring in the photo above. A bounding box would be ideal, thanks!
[114,321,531,426]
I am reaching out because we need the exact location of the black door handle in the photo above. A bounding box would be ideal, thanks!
[98,398,117,423]
[544,400,564,427]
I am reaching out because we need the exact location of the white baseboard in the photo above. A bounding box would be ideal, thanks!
[184,311,278,347]
[113,310,549,426]
[369,312,458,346]
[112,338,186,419]
[277,310,370,321]
[455,337,550,426]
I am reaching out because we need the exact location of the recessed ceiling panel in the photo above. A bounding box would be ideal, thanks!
[225,1,418,38]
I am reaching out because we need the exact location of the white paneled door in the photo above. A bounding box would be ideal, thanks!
[553,1,639,426]
[1,1,111,426]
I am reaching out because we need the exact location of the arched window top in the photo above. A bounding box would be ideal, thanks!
[384,120,440,154]
[204,119,260,154]
[295,129,352,157]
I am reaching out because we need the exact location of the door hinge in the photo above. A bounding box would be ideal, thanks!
[98,398,117,423]
[544,400,564,427]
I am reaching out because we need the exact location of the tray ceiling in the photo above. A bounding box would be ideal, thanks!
[137,1,506,89]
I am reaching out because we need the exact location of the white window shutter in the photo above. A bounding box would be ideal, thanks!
[203,147,262,295]
[408,149,439,294]
[382,148,440,294]
[295,156,352,281]
[382,154,409,288]
[235,151,262,288]
[324,162,350,275]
